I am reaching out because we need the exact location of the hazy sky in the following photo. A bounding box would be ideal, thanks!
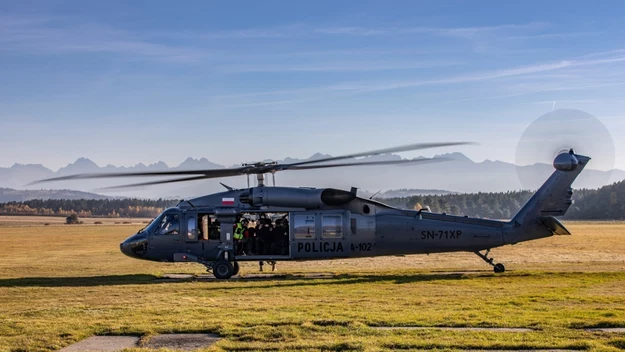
[1,1,624,171]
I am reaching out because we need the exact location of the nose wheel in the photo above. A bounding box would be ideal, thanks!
[474,249,505,273]
[212,260,234,279]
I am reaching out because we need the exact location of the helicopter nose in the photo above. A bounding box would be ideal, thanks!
[120,233,148,258]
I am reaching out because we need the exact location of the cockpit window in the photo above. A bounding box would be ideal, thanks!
[156,214,180,235]
[141,214,161,234]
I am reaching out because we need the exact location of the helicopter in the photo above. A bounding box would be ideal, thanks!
[34,142,589,279]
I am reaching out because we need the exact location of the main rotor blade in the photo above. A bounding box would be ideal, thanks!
[28,141,474,188]
[281,142,474,168]
[98,175,214,190]
[28,168,246,185]
[285,157,447,171]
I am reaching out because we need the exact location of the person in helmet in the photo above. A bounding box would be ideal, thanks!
[160,214,180,235]
[233,217,245,255]
[259,218,273,255]
[240,218,250,255]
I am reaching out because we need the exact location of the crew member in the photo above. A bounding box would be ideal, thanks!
[209,219,220,240]
[280,217,290,255]
[270,218,288,255]
[241,218,250,255]
[246,221,257,255]
[161,214,179,235]
[259,218,273,255]
[234,218,245,255]
[254,220,263,255]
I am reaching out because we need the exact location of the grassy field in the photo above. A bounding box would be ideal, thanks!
[1,219,625,351]
[0,215,151,227]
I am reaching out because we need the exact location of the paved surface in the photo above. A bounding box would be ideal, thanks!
[461,350,576,352]
[586,327,625,332]
[141,334,221,351]
[59,336,139,351]
[159,273,196,280]
[159,272,335,281]
[373,326,534,332]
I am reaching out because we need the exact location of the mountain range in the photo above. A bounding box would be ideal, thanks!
[0,188,113,202]
[1,153,623,199]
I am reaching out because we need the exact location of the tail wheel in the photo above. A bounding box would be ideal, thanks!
[231,261,240,276]
[475,250,506,274]
[494,263,505,273]
[213,260,234,279]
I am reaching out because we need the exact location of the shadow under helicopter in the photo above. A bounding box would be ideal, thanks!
[0,271,510,288]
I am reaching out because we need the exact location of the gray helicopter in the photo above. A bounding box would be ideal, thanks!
[35,143,588,279]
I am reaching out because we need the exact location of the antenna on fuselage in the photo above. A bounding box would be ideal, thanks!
[219,182,234,191]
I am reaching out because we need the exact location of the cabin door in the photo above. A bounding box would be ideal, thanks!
[290,211,350,259]
[182,212,203,256]
[215,209,238,261]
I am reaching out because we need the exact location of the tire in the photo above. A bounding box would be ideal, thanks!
[494,263,505,273]
[231,261,240,276]
[213,261,234,279]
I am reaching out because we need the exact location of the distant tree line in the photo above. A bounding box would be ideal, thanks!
[381,190,532,219]
[380,180,625,220]
[565,180,625,219]
[0,198,177,218]
[0,180,623,220]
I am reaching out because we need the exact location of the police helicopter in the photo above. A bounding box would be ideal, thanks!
[34,142,589,279]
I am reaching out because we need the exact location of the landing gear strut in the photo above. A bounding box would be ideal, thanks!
[474,249,505,273]
[231,261,240,276]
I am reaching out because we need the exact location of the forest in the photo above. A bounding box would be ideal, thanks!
[0,198,176,218]
[382,179,625,220]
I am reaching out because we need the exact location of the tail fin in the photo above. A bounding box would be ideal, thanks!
[509,150,590,241]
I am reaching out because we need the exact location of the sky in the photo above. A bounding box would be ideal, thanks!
[1,0,624,171]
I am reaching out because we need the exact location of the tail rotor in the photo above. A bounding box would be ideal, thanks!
[515,109,615,190]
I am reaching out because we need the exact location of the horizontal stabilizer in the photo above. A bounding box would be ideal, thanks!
[540,216,571,236]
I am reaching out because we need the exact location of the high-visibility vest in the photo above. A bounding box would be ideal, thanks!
[234,223,244,240]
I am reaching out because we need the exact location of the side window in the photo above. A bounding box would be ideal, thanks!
[294,215,315,239]
[156,214,180,235]
[187,216,197,241]
[322,215,343,238]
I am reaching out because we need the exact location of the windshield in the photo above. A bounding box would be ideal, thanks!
[139,213,163,234]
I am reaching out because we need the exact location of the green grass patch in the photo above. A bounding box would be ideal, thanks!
[2,222,625,351]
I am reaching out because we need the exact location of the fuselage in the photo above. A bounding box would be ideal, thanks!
[119,186,544,264]
[118,150,589,279]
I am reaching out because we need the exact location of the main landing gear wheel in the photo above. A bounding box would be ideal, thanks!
[231,261,240,276]
[474,249,506,274]
[213,260,234,279]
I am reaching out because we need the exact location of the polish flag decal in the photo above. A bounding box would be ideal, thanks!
[222,197,235,205]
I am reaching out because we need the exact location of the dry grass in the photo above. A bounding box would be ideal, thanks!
[1,220,625,351]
